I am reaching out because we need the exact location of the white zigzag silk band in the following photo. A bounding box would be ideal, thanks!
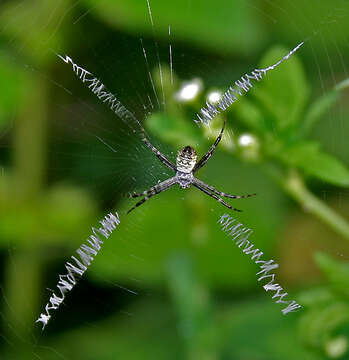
[36,212,120,329]
[196,42,304,124]
[218,214,301,314]
[59,42,303,128]
[58,54,142,131]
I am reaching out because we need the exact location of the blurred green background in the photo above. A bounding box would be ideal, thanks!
[1,0,349,359]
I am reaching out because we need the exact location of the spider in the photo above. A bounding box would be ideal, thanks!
[128,119,256,214]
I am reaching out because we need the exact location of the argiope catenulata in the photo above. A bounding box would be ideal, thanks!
[128,120,256,213]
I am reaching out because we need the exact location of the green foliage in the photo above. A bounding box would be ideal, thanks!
[277,142,349,187]
[139,45,349,359]
[35,262,314,360]
[234,47,349,189]
[298,253,349,358]
[147,112,201,150]
[314,253,349,299]
[146,45,349,245]
[0,177,97,247]
[1,1,349,359]
[302,91,340,135]
[254,46,310,131]
[148,46,349,190]
[167,254,220,359]
[0,55,29,128]
[82,0,264,55]
[0,0,68,64]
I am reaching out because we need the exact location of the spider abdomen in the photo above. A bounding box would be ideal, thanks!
[177,171,193,189]
[176,146,197,173]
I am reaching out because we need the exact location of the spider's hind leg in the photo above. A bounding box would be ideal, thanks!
[192,179,242,212]
[218,191,256,199]
[193,178,256,200]
[127,196,151,214]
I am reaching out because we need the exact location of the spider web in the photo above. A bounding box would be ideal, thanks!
[1,0,349,358]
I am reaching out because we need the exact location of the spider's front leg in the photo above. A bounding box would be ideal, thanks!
[193,118,226,173]
[130,190,150,198]
[141,128,176,172]
[127,177,177,214]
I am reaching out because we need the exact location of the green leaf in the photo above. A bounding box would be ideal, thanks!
[82,0,265,55]
[278,142,349,187]
[302,88,342,135]
[300,75,349,136]
[253,46,309,131]
[299,302,349,354]
[231,95,266,133]
[146,112,202,149]
[315,252,349,298]
[298,287,334,307]
[0,0,67,65]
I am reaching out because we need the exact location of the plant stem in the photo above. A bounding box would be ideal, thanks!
[12,74,47,200]
[4,74,48,353]
[283,170,349,241]
[3,250,42,356]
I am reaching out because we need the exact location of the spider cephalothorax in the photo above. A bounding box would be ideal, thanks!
[128,120,255,214]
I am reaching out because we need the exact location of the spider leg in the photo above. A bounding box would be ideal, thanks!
[127,177,177,214]
[192,179,242,212]
[131,190,148,198]
[193,119,226,173]
[141,128,176,172]
[193,178,256,199]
